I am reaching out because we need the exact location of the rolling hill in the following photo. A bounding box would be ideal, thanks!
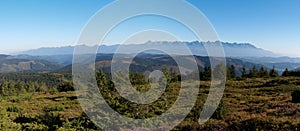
[0,54,63,73]
[13,41,300,72]
[58,53,261,76]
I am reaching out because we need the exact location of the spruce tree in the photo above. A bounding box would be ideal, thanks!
[269,66,279,77]
[202,66,211,81]
[259,66,269,78]
[228,65,236,79]
[0,79,8,95]
[162,66,171,86]
[282,68,289,77]
[241,66,247,78]
[249,66,258,78]
[97,66,107,89]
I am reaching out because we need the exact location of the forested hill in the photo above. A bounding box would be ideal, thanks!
[0,53,289,74]
[0,54,62,73]
[58,53,260,75]
[13,41,300,72]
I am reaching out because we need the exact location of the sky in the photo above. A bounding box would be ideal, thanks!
[0,0,299,56]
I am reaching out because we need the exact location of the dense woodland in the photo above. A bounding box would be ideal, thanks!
[1,65,300,130]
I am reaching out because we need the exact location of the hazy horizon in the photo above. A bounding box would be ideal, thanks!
[1,40,264,54]
[1,0,300,56]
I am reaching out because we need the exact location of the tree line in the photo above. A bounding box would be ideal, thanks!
[0,78,73,96]
[0,64,295,96]
[230,65,279,79]
[282,68,300,77]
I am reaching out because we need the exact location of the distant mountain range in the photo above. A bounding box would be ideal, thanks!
[0,41,299,74]
[15,41,278,57]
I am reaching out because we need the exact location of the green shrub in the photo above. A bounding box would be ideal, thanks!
[44,105,65,112]
[49,87,59,95]
[0,107,22,130]
[292,90,300,103]
[42,112,62,131]
[7,106,23,113]
[199,98,228,120]
[24,95,32,101]
[11,97,23,103]
[57,81,74,92]
[0,122,22,131]
[212,99,228,120]
[22,123,48,131]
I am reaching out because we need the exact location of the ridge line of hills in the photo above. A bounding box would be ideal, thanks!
[14,41,277,57]
[1,41,300,73]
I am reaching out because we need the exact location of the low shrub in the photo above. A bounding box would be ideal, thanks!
[22,123,48,131]
[7,106,22,113]
[44,105,65,112]
[292,90,300,103]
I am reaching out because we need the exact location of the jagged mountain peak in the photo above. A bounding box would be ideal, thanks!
[14,41,277,57]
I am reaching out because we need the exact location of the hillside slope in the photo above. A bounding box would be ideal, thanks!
[0,54,62,73]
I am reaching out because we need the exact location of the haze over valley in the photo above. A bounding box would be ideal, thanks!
[0,41,299,74]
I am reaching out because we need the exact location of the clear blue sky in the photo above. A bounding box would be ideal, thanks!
[0,0,299,56]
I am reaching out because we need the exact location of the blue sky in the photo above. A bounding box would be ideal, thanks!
[0,0,299,56]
